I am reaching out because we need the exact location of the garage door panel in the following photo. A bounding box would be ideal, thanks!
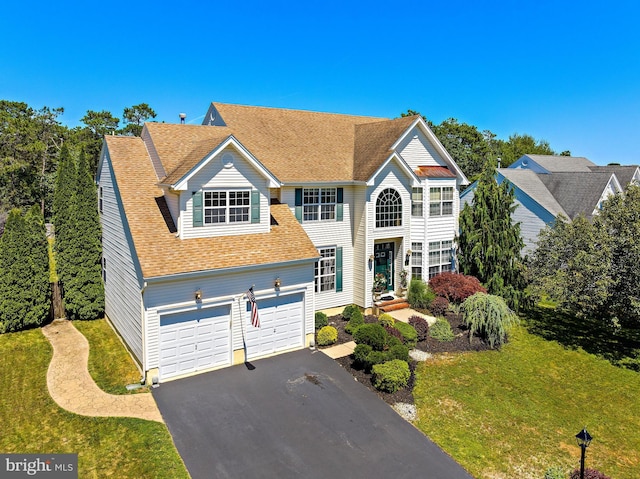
[160,306,231,380]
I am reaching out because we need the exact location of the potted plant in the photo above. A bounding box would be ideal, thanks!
[372,273,387,301]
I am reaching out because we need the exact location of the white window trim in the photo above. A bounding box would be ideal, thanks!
[429,186,454,217]
[428,240,453,279]
[204,189,251,225]
[411,187,423,217]
[315,246,336,293]
[376,188,403,228]
[303,187,336,222]
[411,242,423,280]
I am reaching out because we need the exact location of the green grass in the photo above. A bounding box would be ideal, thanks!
[74,319,144,394]
[0,327,190,479]
[413,324,640,479]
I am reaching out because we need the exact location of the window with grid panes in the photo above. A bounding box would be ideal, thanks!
[428,240,453,279]
[429,187,454,216]
[204,190,250,224]
[411,187,423,216]
[411,242,423,280]
[303,188,336,221]
[376,188,402,228]
[315,247,336,292]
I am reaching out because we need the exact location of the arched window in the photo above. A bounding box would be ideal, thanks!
[376,188,402,228]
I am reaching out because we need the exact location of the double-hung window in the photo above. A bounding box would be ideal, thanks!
[411,187,423,216]
[315,247,336,292]
[429,187,454,216]
[428,240,453,279]
[303,188,336,221]
[411,242,423,280]
[204,190,250,224]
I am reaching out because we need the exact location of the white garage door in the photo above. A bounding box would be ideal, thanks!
[159,306,231,380]
[245,293,304,360]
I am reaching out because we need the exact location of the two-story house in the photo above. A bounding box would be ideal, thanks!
[97,102,468,383]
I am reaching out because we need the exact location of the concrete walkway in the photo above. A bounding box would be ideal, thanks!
[42,319,163,423]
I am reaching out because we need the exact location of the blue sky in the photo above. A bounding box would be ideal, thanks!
[2,0,639,165]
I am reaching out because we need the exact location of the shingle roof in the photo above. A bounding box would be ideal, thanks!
[146,103,421,185]
[523,154,595,172]
[588,165,639,186]
[105,136,319,279]
[498,169,566,217]
[538,172,614,219]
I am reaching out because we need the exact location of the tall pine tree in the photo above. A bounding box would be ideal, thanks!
[0,207,51,332]
[457,159,527,310]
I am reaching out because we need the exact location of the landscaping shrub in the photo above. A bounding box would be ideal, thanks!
[385,334,403,349]
[342,304,360,320]
[407,278,435,310]
[394,321,418,348]
[384,325,404,343]
[353,323,387,350]
[430,296,449,317]
[316,326,338,346]
[372,359,410,393]
[430,317,455,341]
[409,315,430,341]
[429,272,487,304]
[461,293,519,349]
[387,344,409,362]
[544,466,566,479]
[378,313,395,327]
[315,311,328,330]
[353,344,373,368]
[365,351,388,371]
[569,468,611,479]
[345,308,364,334]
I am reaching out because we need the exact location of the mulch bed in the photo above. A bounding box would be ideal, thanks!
[320,311,492,407]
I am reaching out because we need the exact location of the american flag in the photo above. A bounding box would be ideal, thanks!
[247,287,260,328]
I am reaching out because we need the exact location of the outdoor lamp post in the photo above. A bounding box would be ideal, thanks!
[575,427,592,479]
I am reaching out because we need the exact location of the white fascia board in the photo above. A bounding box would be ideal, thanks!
[608,173,623,193]
[284,181,368,187]
[366,152,421,187]
[392,116,470,185]
[170,135,282,191]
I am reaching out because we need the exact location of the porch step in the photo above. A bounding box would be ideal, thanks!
[378,300,410,313]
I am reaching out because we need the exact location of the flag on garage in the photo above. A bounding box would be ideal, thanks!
[247,287,260,328]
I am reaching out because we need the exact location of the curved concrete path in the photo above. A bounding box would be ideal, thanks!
[42,319,163,423]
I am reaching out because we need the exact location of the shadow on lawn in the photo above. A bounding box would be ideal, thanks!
[524,305,640,370]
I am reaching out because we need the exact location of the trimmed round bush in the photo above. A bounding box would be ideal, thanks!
[345,308,364,334]
[394,321,418,348]
[409,315,429,341]
[387,344,409,361]
[316,326,337,346]
[430,317,455,342]
[353,343,373,368]
[342,304,360,320]
[315,311,328,330]
[372,359,410,393]
[353,323,387,350]
[365,351,388,372]
[430,296,450,317]
[378,313,395,327]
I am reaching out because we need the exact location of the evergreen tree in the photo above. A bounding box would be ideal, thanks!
[457,159,527,310]
[0,207,50,332]
[52,144,77,282]
[63,150,104,320]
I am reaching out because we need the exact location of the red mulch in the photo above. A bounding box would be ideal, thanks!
[319,311,492,406]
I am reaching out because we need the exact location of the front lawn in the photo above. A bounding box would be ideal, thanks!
[0,326,189,479]
[413,325,640,479]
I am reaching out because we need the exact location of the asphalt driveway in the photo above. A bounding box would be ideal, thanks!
[152,349,473,479]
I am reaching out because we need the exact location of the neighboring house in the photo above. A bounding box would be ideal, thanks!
[97,102,468,382]
[460,154,637,254]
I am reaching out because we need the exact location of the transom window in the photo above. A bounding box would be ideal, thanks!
[315,247,336,292]
[204,190,250,224]
[411,187,423,216]
[429,187,454,216]
[304,188,336,221]
[376,188,402,228]
[411,242,423,280]
[428,240,453,279]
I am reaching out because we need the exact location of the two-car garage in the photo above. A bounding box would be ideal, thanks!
[158,293,305,381]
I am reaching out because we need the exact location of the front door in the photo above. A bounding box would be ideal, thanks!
[374,242,394,291]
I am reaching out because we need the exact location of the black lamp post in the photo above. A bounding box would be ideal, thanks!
[575,427,593,479]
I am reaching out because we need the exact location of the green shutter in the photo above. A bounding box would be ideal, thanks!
[192,191,203,227]
[336,187,343,222]
[336,246,343,292]
[251,190,260,223]
[295,188,303,223]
